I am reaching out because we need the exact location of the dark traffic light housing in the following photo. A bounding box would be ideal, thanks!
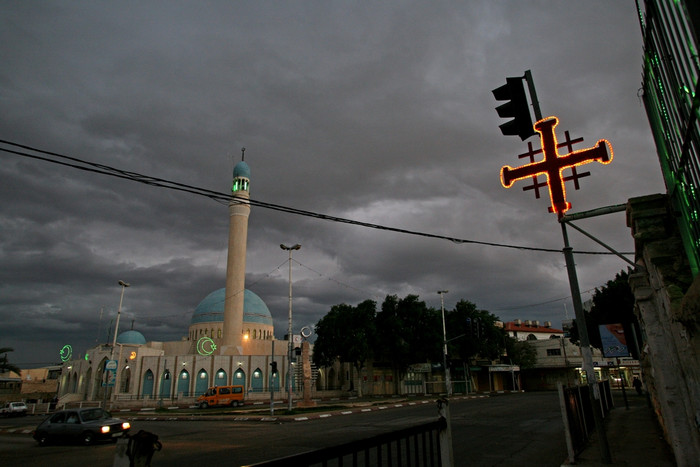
[492,77,535,141]
[270,361,277,372]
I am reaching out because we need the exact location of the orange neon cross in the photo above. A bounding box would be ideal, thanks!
[500,116,613,217]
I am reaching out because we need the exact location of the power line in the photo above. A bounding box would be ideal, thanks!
[0,139,631,255]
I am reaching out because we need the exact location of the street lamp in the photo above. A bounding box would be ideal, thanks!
[438,290,451,396]
[280,244,300,411]
[111,280,130,359]
[104,280,129,406]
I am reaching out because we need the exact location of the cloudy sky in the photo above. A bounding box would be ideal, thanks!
[1,1,665,368]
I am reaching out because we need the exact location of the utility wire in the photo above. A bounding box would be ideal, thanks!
[0,139,631,255]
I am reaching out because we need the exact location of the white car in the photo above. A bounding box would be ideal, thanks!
[0,401,28,417]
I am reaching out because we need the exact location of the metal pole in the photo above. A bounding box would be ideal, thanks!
[438,290,451,397]
[270,339,275,416]
[560,222,612,463]
[524,69,543,121]
[104,281,129,406]
[287,249,293,411]
[280,244,300,412]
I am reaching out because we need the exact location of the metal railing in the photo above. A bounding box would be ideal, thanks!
[244,418,448,467]
[559,380,613,459]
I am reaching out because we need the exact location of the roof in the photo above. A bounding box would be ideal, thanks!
[116,330,147,345]
[191,288,272,326]
[233,160,250,179]
[504,321,564,334]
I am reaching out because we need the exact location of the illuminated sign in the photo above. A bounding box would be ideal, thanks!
[129,351,137,360]
[196,337,217,356]
[60,345,73,362]
[500,116,613,216]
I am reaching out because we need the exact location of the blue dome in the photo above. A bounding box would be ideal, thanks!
[116,330,147,345]
[191,288,272,326]
[233,161,250,179]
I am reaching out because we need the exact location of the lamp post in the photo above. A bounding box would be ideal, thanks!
[438,290,451,396]
[280,244,300,411]
[104,280,129,406]
[111,281,130,359]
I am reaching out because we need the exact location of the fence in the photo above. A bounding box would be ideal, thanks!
[244,417,448,467]
[558,380,613,460]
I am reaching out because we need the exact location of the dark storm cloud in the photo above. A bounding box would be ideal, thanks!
[0,1,664,367]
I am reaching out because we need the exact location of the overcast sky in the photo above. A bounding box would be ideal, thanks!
[1,1,665,368]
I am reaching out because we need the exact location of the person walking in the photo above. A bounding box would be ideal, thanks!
[632,376,643,395]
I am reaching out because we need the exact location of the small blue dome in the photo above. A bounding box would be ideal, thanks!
[191,288,272,326]
[116,330,147,345]
[233,161,250,179]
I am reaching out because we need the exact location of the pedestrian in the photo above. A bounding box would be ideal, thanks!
[632,376,643,395]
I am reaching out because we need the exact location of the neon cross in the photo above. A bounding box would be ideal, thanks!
[500,116,613,217]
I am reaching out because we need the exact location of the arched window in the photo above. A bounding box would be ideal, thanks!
[177,369,190,397]
[233,368,246,387]
[215,368,227,386]
[527,334,537,341]
[160,370,172,398]
[251,368,263,392]
[120,367,131,393]
[142,369,154,398]
[195,369,208,396]
[217,329,222,338]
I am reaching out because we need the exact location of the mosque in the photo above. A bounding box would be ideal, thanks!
[57,158,314,405]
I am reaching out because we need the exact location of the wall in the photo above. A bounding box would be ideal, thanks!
[627,194,700,466]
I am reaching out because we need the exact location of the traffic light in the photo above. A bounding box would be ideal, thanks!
[270,361,277,372]
[492,77,535,141]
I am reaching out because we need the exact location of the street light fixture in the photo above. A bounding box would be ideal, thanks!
[438,290,451,396]
[280,244,300,411]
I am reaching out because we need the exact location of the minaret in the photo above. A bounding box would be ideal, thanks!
[221,149,251,355]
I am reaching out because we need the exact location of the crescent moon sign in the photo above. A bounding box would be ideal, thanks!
[196,337,217,356]
[60,345,73,362]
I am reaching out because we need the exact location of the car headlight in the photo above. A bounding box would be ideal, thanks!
[101,426,110,434]
[122,422,130,430]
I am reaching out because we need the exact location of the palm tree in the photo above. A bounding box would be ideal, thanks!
[0,347,22,376]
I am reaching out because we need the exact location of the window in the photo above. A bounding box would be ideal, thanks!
[527,334,537,341]
[546,348,562,356]
[219,387,230,395]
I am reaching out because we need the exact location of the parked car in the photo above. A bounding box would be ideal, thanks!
[0,401,27,417]
[33,408,131,446]
[196,385,245,408]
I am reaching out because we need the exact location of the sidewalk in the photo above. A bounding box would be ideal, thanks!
[565,390,676,466]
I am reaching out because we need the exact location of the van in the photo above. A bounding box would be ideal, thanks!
[196,385,244,408]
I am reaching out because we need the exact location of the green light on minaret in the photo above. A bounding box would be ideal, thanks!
[232,147,250,193]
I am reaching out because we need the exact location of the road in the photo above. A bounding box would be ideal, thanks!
[0,392,567,466]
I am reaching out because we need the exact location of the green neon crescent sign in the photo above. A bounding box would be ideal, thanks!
[196,337,217,356]
[60,345,73,362]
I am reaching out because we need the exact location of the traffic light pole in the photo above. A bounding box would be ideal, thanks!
[560,220,612,464]
[524,70,542,121]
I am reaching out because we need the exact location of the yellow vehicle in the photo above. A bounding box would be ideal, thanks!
[196,385,244,408]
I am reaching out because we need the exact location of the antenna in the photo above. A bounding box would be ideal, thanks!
[241,147,246,161]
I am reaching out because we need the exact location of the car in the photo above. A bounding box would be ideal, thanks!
[0,401,27,417]
[33,407,131,446]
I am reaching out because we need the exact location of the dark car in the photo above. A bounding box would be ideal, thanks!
[33,407,131,446]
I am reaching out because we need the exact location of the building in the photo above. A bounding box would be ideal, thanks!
[629,2,700,463]
[503,319,564,341]
[58,157,300,408]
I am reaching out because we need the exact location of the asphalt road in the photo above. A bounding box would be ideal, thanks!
[0,391,567,466]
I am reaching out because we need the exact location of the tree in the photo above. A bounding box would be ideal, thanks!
[373,294,442,368]
[313,300,376,396]
[504,338,537,369]
[569,270,639,357]
[446,300,506,363]
[0,347,21,376]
